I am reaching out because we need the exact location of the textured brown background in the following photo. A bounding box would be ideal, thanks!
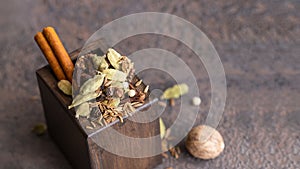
[0,0,299,168]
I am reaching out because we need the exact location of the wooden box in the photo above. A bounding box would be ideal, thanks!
[36,49,162,169]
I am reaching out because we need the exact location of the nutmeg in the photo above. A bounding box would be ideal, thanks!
[185,125,225,160]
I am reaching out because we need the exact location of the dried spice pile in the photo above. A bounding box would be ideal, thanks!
[69,48,149,129]
[160,118,181,159]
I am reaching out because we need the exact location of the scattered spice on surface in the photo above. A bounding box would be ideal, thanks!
[192,96,201,106]
[161,83,189,100]
[161,152,169,159]
[158,101,167,107]
[169,146,181,159]
[160,117,182,159]
[32,123,47,136]
[185,125,225,160]
[159,118,166,139]
[169,98,175,107]
[86,125,94,130]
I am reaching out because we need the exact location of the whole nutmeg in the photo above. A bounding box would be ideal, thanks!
[185,125,225,160]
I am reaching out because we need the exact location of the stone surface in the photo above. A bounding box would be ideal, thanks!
[0,0,299,168]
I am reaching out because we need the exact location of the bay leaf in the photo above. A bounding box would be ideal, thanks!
[102,69,127,82]
[79,74,105,95]
[161,83,189,99]
[107,48,121,69]
[69,92,101,109]
[75,102,90,119]
[57,80,72,96]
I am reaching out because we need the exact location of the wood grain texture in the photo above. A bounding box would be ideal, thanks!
[36,67,91,169]
[88,118,161,169]
[37,49,162,169]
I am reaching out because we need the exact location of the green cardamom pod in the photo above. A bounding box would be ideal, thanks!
[75,102,90,119]
[108,97,120,108]
[32,123,47,136]
[57,80,72,96]
[91,54,109,71]
[161,83,189,99]
[99,56,109,71]
[107,48,121,69]
[90,54,101,69]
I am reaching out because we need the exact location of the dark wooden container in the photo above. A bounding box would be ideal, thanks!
[36,49,162,169]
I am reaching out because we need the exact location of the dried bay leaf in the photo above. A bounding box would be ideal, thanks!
[107,48,121,69]
[102,69,127,82]
[80,74,105,95]
[161,83,189,99]
[69,92,101,109]
[58,80,72,96]
[75,102,90,119]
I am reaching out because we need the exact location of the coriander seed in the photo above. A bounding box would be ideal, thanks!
[192,97,201,106]
[128,89,136,97]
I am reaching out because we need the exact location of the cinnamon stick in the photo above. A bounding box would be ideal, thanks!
[34,32,66,80]
[43,27,74,82]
